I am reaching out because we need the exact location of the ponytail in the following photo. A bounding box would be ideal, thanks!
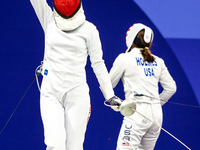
[140,47,155,63]
[132,30,155,62]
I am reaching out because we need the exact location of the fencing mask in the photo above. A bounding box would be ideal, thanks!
[125,23,153,53]
[53,0,86,31]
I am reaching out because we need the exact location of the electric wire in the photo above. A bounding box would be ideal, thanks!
[0,63,43,135]
[168,101,200,108]
[132,107,191,150]
[0,76,36,135]
[107,102,191,149]
[35,61,43,91]
[125,78,200,108]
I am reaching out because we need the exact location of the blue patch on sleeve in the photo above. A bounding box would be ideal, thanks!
[44,69,48,76]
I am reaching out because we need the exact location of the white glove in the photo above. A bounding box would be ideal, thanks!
[107,96,123,112]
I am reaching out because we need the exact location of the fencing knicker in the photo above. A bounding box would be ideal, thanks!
[40,77,91,150]
[116,102,163,150]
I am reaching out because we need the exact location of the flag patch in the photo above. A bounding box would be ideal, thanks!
[122,142,130,146]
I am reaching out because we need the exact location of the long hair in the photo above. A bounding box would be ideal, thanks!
[131,29,155,62]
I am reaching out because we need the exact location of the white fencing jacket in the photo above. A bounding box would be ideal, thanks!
[30,0,114,100]
[109,48,176,105]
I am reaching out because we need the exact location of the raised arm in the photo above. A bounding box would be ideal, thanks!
[30,0,53,32]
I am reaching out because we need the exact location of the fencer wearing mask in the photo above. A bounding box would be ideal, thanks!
[30,0,122,149]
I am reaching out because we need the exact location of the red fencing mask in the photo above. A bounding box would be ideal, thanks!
[54,0,81,19]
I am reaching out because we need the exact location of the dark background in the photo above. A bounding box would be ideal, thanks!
[0,0,199,149]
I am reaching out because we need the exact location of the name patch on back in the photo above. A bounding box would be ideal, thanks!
[135,57,156,76]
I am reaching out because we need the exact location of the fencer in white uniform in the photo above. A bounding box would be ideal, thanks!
[30,0,122,149]
[109,23,177,150]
